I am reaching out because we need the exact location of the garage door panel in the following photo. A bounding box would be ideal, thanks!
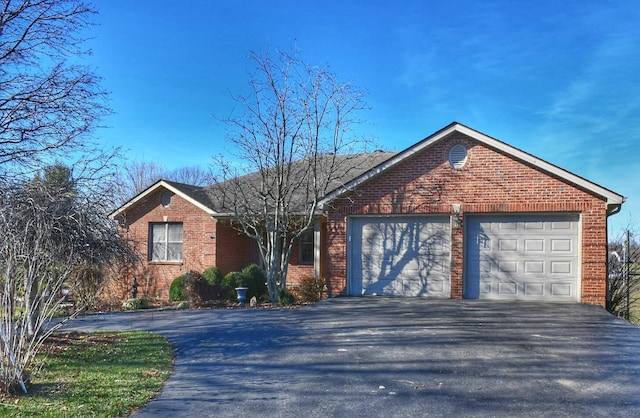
[466,214,580,301]
[350,216,451,297]
[525,239,544,252]
[524,261,545,274]
[551,239,573,253]
[524,283,544,296]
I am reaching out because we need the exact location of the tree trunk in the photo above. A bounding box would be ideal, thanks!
[24,277,40,337]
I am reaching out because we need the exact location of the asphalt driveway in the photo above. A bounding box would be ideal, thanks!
[61,298,640,417]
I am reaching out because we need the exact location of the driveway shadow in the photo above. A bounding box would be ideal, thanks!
[61,298,640,417]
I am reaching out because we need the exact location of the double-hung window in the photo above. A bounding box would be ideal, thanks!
[150,222,183,262]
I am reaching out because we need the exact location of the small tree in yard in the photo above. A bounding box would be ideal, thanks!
[0,0,131,395]
[214,48,373,302]
[0,166,136,394]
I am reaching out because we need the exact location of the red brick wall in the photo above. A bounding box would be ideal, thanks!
[286,239,315,287]
[109,188,260,300]
[214,222,261,274]
[326,133,609,306]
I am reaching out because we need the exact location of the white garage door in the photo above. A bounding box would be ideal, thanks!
[465,214,580,301]
[349,216,451,297]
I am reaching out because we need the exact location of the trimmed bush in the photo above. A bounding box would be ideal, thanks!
[241,264,267,301]
[203,266,223,285]
[122,298,149,310]
[223,271,244,289]
[169,273,189,302]
[297,276,327,303]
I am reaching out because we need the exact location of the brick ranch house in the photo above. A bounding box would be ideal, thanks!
[109,122,625,307]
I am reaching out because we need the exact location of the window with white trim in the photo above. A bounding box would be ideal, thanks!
[299,229,314,265]
[149,222,183,261]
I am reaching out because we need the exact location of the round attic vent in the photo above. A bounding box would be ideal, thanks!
[449,144,468,169]
[161,191,172,207]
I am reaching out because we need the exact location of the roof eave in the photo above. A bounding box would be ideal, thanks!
[109,180,217,220]
[319,122,626,209]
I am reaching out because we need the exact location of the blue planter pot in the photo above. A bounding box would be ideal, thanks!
[235,287,249,306]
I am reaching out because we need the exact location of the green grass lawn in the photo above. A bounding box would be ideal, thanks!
[0,331,173,417]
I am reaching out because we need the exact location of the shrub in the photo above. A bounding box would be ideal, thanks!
[241,264,267,301]
[297,276,327,303]
[169,273,189,302]
[223,271,244,289]
[184,271,230,306]
[222,271,244,302]
[122,298,149,310]
[203,266,223,285]
[278,289,295,306]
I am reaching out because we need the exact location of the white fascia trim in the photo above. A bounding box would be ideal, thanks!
[109,180,217,219]
[318,124,459,208]
[319,123,626,208]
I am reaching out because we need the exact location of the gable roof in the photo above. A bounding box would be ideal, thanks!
[109,179,218,219]
[111,122,625,220]
[319,122,626,213]
[109,152,398,220]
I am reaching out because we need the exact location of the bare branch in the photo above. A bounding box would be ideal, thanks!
[214,47,373,302]
[0,1,106,173]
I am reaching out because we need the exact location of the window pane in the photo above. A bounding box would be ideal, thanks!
[168,223,183,242]
[151,243,166,261]
[152,223,166,242]
[167,243,182,261]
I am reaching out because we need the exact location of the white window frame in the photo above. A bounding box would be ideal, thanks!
[149,222,183,262]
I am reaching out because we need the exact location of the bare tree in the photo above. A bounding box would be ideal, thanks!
[121,160,168,197]
[214,49,371,302]
[169,165,215,187]
[0,164,137,394]
[0,0,107,172]
[116,160,215,204]
[0,0,137,394]
[608,228,640,323]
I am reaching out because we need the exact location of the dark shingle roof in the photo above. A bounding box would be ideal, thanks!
[161,180,218,210]
[165,151,397,215]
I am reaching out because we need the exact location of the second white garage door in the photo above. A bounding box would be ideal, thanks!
[349,216,451,297]
[465,214,580,301]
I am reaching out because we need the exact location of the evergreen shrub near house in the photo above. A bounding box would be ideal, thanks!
[223,265,268,303]
[169,273,189,302]
[223,271,244,302]
[223,271,244,289]
[122,297,149,310]
[203,266,223,285]
[241,264,268,301]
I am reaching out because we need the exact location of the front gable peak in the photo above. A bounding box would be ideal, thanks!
[320,122,625,212]
[109,179,217,220]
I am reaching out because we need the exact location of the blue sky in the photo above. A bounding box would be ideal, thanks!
[88,0,640,234]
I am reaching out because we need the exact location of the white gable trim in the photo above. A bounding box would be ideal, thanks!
[109,180,216,220]
[320,122,626,208]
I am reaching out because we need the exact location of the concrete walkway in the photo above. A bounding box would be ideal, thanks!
[61,298,640,417]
